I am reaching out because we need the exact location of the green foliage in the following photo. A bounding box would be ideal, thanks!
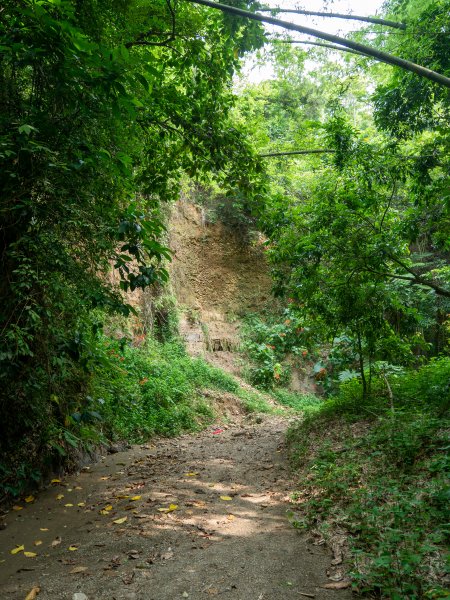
[0,0,266,491]
[287,358,450,598]
[241,309,316,388]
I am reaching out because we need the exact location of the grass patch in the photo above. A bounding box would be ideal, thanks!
[287,358,450,599]
[91,337,242,441]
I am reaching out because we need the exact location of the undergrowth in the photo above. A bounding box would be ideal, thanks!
[0,333,244,501]
[287,357,450,599]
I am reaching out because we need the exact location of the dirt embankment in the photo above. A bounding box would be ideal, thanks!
[168,199,272,374]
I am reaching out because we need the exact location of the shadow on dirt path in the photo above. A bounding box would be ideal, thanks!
[0,415,352,600]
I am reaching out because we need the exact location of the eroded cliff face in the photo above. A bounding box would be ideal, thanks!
[168,198,272,373]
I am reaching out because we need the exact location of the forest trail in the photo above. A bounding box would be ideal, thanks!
[0,414,351,600]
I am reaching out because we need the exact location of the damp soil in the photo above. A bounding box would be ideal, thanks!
[0,414,352,600]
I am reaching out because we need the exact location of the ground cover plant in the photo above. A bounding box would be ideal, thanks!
[287,358,450,599]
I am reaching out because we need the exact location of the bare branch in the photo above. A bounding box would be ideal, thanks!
[271,39,365,57]
[260,149,335,157]
[257,7,406,30]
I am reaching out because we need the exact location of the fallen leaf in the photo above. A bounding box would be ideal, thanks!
[25,586,40,600]
[24,495,35,503]
[12,505,23,511]
[99,510,110,516]
[24,552,37,558]
[227,514,235,521]
[161,550,174,560]
[212,428,223,435]
[10,545,24,555]
[77,502,85,507]
[64,503,73,507]
[157,504,178,513]
[51,537,62,547]
[220,496,233,501]
[40,528,49,532]
[130,495,141,501]
[68,545,78,551]
[104,505,113,511]
[74,486,83,490]
[184,472,199,477]
[69,566,88,574]
[321,581,351,590]
[113,516,127,524]
[51,479,61,484]
[56,494,64,500]
[115,494,129,499]
[34,540,43,546]
[100,476,110,481]
[122,572,135,585]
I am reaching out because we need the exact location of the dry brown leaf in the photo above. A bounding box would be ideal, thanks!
[321,581,351,590]
[69,566,88,574]
[24,586,40,600]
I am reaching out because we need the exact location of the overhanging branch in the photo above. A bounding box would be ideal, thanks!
[257,7,406,30]
[186,0,450,88]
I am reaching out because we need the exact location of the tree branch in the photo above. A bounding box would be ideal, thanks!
[272,39,365,57]
[257,7,406,30]
[260,149,335,157]
[186,0,450,88]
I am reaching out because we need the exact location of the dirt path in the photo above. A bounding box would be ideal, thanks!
[0,415,351,600]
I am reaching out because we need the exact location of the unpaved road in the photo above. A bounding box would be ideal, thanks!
[0,415,352,600]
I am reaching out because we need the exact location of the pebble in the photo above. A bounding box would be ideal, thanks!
[73,594,88,600]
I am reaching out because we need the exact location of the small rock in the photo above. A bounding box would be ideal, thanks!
[73,593,88,600]
[182,593,189,598]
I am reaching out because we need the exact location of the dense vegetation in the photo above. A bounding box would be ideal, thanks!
[1,0,449,597]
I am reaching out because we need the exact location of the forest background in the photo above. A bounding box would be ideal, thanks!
[0,0,449,597]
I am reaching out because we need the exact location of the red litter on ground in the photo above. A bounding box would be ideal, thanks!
[212,428,223,435]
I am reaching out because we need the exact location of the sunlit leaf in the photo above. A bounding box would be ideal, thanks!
[10,545,24,555]
[130,495,141,501]
[51,479,61,484]
[77,502,85,507]
[64,503,73,507]
[25,495,35,503]
[24,551,37,557]
[56,494,64,500]
[12,505,23,511]
[220,496,233,501]
[113,517,127,524]
[34,540,43,546]
[184,472,199,477]
[39,528,49,532]
[157,504,179,513]
[68,545,78,551]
